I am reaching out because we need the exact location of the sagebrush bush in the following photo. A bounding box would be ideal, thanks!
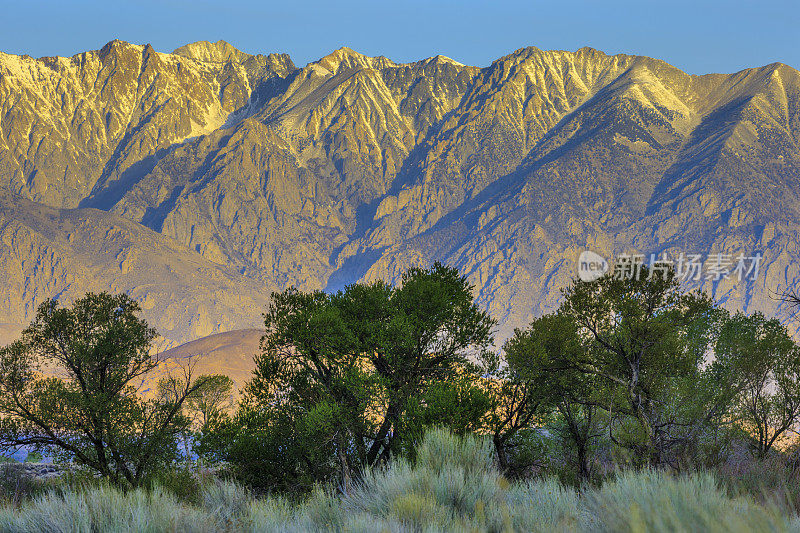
[341,428,580,532]
[715,453,800,513]
[0,484,211,533]
[413,427,495,475]
[1,430,800,532]
[583,469,792,533]
[246,497,295,532]
[0,465,48,508]
[506,477,583,532]
[345,430,495,528]
[203,479,252,527]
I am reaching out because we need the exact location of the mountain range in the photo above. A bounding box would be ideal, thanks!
[1,39,799,349]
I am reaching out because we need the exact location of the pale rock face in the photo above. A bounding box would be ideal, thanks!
[1,41,800,347]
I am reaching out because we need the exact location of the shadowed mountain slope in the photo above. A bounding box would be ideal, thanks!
[0,194,269,347]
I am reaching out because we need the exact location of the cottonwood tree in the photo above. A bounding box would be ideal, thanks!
[362,264,495,464]
[482,315,575,477]
[158,373,234,459]
[0,293,203,487]
[244,284,385,491]
[716,312,800,458]
[185,374,235,428]
[503,313,606,482]
[204,263,495,492]
[484,372,546,476]
[557,266,730,467]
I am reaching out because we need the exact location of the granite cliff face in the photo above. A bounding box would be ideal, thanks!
[1,40,799,346]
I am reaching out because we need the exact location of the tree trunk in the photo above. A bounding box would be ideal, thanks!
[576,436,590,482]
[631,393,660,466]
[367,402,400,466]
[335,431,352,493]
[493,434,509,474]
[560,402,592,483]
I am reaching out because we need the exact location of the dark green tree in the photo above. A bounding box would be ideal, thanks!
[503,313,605,482]
[203,263,496,492]
[397,374,493,460]
[0,293,202,486]
[483,372,548,477]
[363,263,496,464]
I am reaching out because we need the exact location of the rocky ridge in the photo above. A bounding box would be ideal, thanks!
[1,40,799,346]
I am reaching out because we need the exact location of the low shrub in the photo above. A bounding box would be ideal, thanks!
[342,429,580,532]
[715,453,800,513]
[1,430,799,532]
[0,464,53,508]
[203,479,252,527]
[583,469,792,533]
[506,477,583,532]
[0,484,211,533]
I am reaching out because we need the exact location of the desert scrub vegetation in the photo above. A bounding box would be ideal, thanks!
[4,265,800,530]
[193,263,800,497]
[1,430,799,533]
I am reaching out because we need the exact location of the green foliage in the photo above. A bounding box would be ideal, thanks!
[0,292,203,487]
[502,265,800,478]
[197,402,326,494]
[397,376,493,459]
[716,312,800,457]
[546,266,732,467]
[21,453,41,464]
[142,464,204,505]
[185,374,235,428]
[199,263,800,496]
[502,312,605,481]
[204,263,496,493]
[546,405,610,486]
[502,427,551,477]
[5,264,800,532]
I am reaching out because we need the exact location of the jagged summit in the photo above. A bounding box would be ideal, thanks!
[424,54,466,67]
[308,47,474,75]
[98,38,144,53]
[172,39,250,63]
[312,46,397,74]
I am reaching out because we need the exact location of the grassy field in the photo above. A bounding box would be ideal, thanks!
[1,430,798,532]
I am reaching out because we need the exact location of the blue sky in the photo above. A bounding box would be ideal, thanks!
[1,0,798,74]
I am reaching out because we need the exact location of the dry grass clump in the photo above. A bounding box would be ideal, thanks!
[1,430,799,532]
